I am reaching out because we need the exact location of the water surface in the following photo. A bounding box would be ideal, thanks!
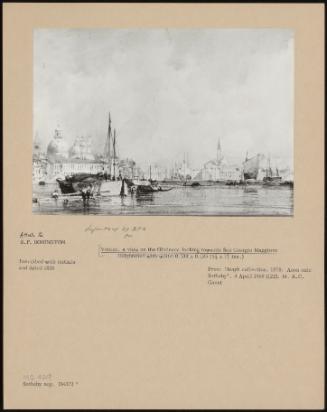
[33,183,294,216]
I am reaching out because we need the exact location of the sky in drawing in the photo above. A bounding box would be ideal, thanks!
[34,28,293,169]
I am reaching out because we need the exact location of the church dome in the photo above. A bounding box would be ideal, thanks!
[47,129,69,160]
[69,143,81,158]
[69,136,95,160]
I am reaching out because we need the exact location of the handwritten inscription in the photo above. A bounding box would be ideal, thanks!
[85,224,146,238]
[22,373,79,389]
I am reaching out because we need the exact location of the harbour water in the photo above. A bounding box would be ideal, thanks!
[33,182,294,216]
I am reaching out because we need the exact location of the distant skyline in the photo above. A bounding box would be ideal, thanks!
[34,29,293,169]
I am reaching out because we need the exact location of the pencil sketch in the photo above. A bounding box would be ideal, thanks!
[33,29,294,215]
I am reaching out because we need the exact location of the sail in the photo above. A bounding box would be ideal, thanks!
[243,154,261,180]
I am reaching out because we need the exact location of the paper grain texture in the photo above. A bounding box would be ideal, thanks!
[3,3,324,409]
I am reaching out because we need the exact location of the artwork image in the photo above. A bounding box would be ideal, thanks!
[33,29,294,215]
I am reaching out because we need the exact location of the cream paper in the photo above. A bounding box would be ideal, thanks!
[3,3,324,409]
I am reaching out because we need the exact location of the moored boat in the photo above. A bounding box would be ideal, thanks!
[56,112,127,197]
[132,180,159,194]
[240,153,262,184]
[263,176,283,186]
[263,157,283,186]
[100,179,125,196]
[190,181,200,187]
[281,180,294,188]
[57,173,102,194]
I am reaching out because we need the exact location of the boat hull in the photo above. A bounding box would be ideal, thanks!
[57,179,75,194]
[57,174,125,196]
[263,176,283,186]
[99,180,124,196]
[72,180,101,193]
[136,184,159,194]
[244,179,258,185]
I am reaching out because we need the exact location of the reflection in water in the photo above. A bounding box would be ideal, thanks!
[33,183,294,216]
[136,193,154,204]
[242,188,259,213]
[243,187,258,193]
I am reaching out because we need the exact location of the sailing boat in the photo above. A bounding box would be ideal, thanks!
[56,113,126,196]
[129,164,162,194]
[99,114,126,196]
[241,153,261,184]
[263,156,282,186]
[181,152,199,187]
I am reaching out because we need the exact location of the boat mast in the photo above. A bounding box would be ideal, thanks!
[183,153,186,181]
[113,128,116,179]
[242,151,248,181]
[268,155,272,177]
[106,112,112,176]
[266,155,270,178]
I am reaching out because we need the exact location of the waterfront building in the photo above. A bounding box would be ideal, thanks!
[46,158,105,180]
[195,139,241,182]
[44,129,105,181]
[34,128,144,182]
[169,154,197,181]
[47,128,70,161]
[118,158,144,179]
[32,138,48,183]
[69,135,94,160]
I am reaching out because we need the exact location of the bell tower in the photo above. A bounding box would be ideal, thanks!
[217,138,223,165]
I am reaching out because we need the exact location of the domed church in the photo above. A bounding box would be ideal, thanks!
[194,139,241,182]
[69,136,94,160]
[47,129,69,161]
[45,128,104,180]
